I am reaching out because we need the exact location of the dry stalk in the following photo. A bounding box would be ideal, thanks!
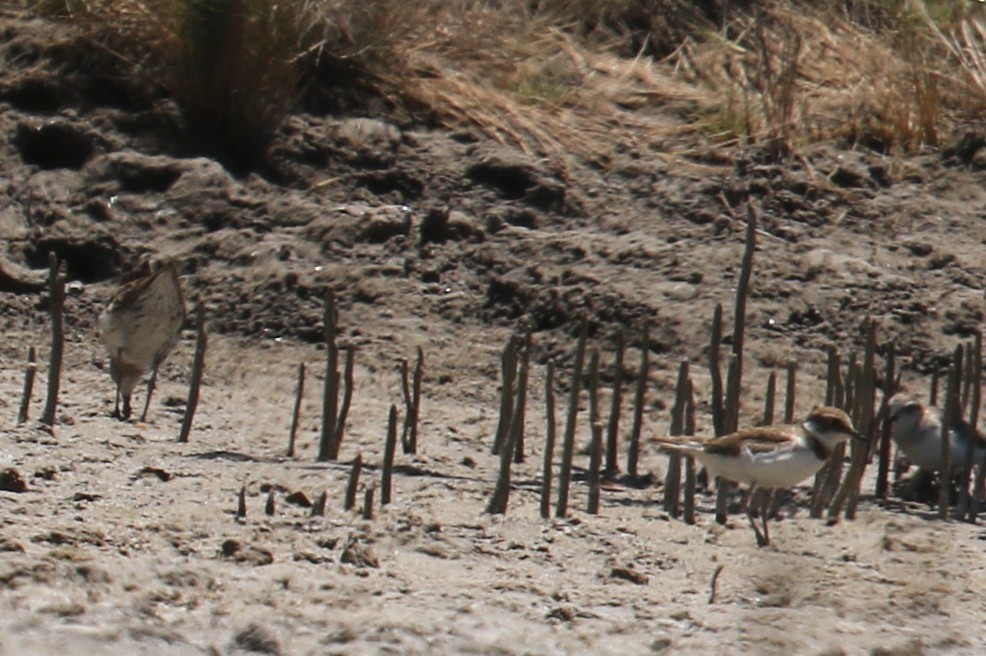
[961,332,983,521]
[491,338,518,455]
[762,370,776,426]
[605,329,625,478]
[941,348,962,520]
[784,360,796,423]
[310,490,327,517]
[363,486,375,520]
[836,321,878,520]
[556,320,588,518]
[345,452,363,512]
[875,341,896,500]
[487,335,530,515]
[586,421,603,514]
[178,301,207,443]
[286,362,305,458]
[513,333,532,464]
[663,360,690,518]
[683,379,698,525]
[709,303,725,437]
[265,489,276,516]
[626,324,649,478]
[812,347,844,518]
[401,347,424,454]
[716,354,740,524]
[540,360,557,519]
[236,485,247,521]
[382,405,399,506]
[17,346,37,425]
[318,291,354,461]
[41,253,66,427]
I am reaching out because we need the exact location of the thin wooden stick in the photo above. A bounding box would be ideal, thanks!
[488,336,530,515]
[177,302,207,443]
[963,332,983,521]
[17,346,37,425]
[762,371,776,426]
[784,361,796,423]
[318,290,339,461]
[941,349,961,519]
[605,330,625,478]
[683,380,698,525]
[401,347,424,454]
[540,361,557,519]
[627,325,649,478]
[236,486,247,521]
[491,338,518,455]
[363,486,374,520]
[664,360,689,517]
[587,421,603,514]
[41,253,65,427]
[381,405,398,506]
[286,362,305,457]
[513,333,532,464]
[709,303,725,437]
[875,341,896,499]
[345,453,362,511]
[557,320,588,518]
[716,355,740,524]
[839,321,879,520]
[327,346,355,459]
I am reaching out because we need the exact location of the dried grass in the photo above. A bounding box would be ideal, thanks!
[21,0,986,165]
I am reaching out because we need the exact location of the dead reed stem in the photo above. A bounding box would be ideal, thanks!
[556,320,588,518]
[402,347,424,454]
[627,325,649,478]
[17,346,36,425]
[605,329,625,478]
[663,360,690,517]
[382,405,398,506]
[41,253,65,427]
[236,486,247,521]
[178,302,207,443]
[837,321,878,520]
[941,347,962,519]
[513,333,532,464]
[363,486,374,520]
[784,361,796,423]
[286,362,305,457]
[587,421,603,514]
[319,292,354,461]
[683,379,698,525]
[875,341,896,500]
[709,303,725,437]
[265,489,275,516]
[540,360,557,519]
[487,335,530,514]
[345,453,362,511]
[762,370,776,426]
[491,338,518,455]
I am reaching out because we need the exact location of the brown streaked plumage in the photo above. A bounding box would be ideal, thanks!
[98,257,186,421]
[653,406,863,547]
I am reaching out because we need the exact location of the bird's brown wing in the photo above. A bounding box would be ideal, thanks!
[702,425,799,456]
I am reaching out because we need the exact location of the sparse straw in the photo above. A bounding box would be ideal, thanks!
[513,333,532,464]
[875,341,897,500]
[556,320,588,518]
[605,330,625,478]
[345,453,362,511]
[663,360,689,518]
[236,485,247,521]
[265,489,276,516]
[491,338,518,455]
[540,361,557,520]
[587,421,603,514]
[17,346,36,425]
[627,325,649,478]
[784,361,796,423]
[762,371,776,426]
[401,347,424,454]
[382,405,398,506]
[41,253,65,427]
[287,362,305,457]
[178,301,207,443]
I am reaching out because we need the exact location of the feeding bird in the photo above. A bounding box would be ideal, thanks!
[98,257,186,421]
[653,406,863,547]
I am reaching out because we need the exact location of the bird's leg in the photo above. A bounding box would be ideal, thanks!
[111,352,124,420]
[759,489,771,547]
[746,485,769,548]
[112,386,122,419]
[122,394,133,420]
[140,362,160,423]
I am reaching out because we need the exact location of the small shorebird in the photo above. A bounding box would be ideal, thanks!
[654,406,863,547]
[888,400,986,475]
[98,257,186,421]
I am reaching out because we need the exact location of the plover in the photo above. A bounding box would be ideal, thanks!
[98,257,186,421]
[888,400,986,474]
[654,406,863,547]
